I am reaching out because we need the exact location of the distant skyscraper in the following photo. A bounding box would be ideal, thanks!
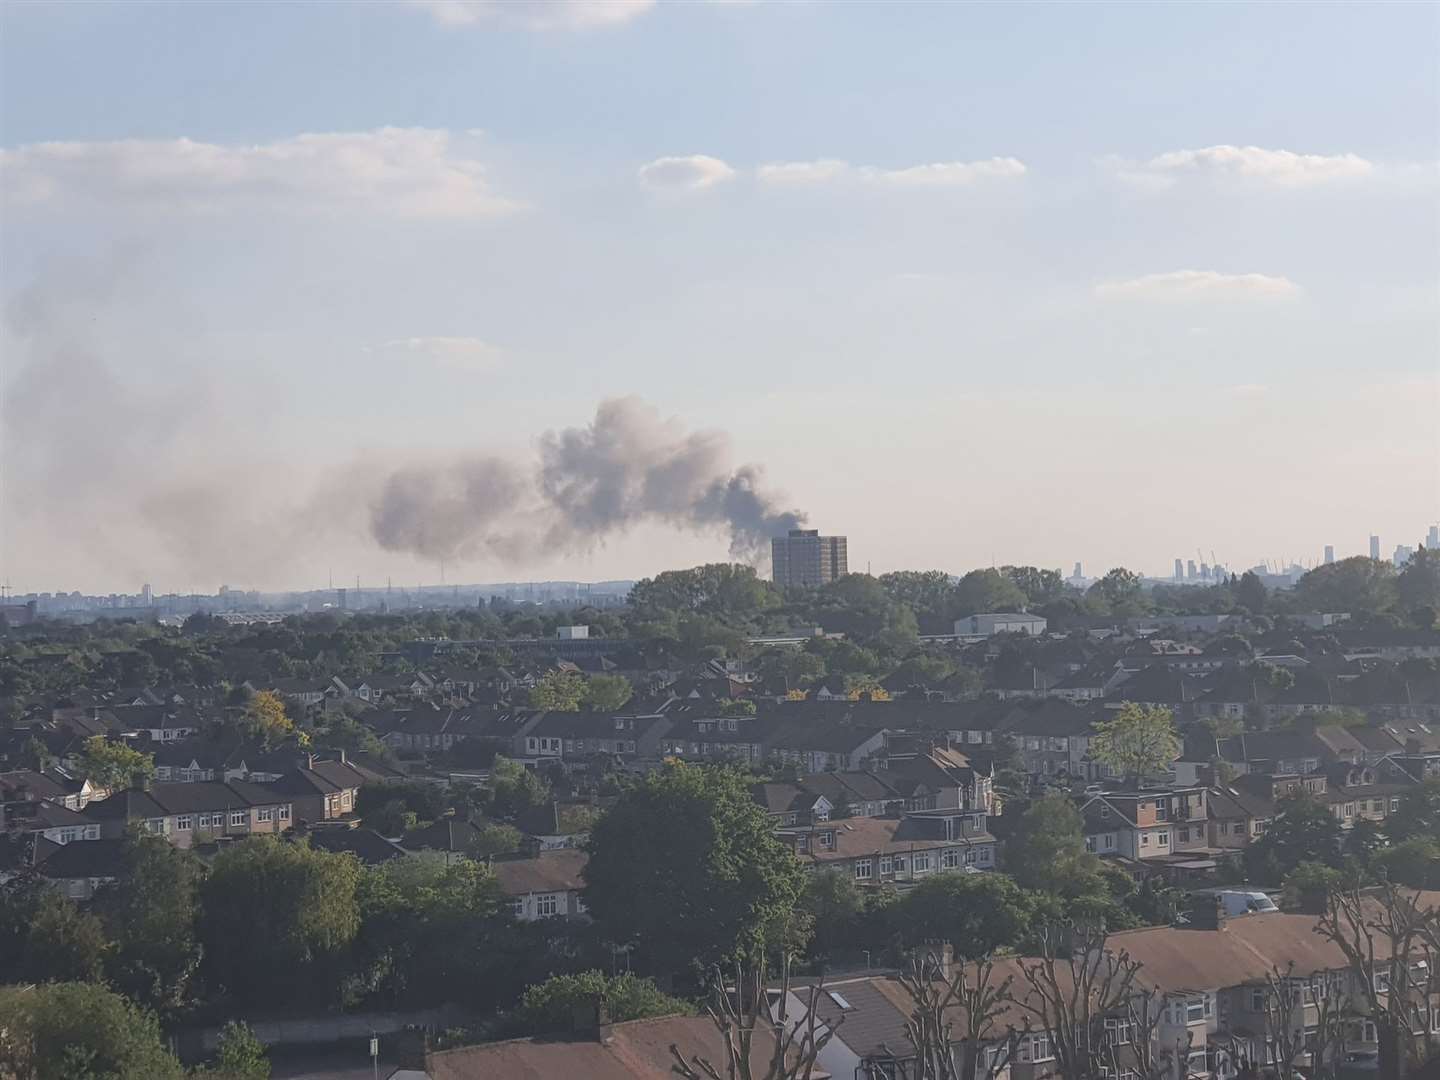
[1370,535,1381,561]
[1395,545,1415,567]
[1187,559,1197,580]
[1174,559,1184,582]
[771,529,848,588]
[141,583,153,604]
[1429,525,1439,551]
[1324,546,1335,565]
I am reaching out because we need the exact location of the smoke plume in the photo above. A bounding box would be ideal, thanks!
[368,397,806,563]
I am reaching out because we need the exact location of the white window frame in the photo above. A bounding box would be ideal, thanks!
[536,893,560,917]
[176,815,193,831]
[854,858,873,880]
[229,809,247,827]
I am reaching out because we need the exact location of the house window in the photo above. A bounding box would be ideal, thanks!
[278,805,290,821]
[536,893,560,917]
[257,808,274,822]
[977,847,992,864]
[1185,997,1207,1024]
[964,848,977,866]
[229,809,246,827]
[893,856,907,872]
[1085,836,1096,853]
[176,816,193,831]
[145,819,165,835]
[1374,971,1391,992]
[1178,827,1190,843]
[1140,833,1150,847]
[943,850,960,870]
[1391,798,1401,812]
[1157,831,1169,846]
[913,853,932,872]
[1027,1034,1054,1062]
[1250,988,1266,1012]
[797,835,810,854]
[855,859,873,880]
[1103,834,1115,850]
[1104,1018,1133,1045]
[818,832,835,850]
[197,813,211,829]
[341,790,353,809]
[510,899,524,918]
[879,855,893,875]
[1155,801,1168,821]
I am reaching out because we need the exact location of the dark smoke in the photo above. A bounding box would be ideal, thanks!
[368,397,805,563]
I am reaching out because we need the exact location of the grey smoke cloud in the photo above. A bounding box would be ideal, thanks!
[369,396,806,563]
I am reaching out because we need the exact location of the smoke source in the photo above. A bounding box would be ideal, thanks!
[368,397,806,564]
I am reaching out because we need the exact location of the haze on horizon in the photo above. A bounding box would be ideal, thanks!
[2,0,1437,596]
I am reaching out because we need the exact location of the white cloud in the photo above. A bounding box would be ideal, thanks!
[0,128,520,220]
[1108,145,1374,189]
[755,156,1027,187]
[370,337,504,371]
[755,159,852,186]
[1095,270,1302,302]
[637,154,736,191]
[411,0,654,30]
[861,157,1028,186]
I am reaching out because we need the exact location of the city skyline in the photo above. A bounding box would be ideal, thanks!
[7,518,1436,602]
[2,2,1437,593]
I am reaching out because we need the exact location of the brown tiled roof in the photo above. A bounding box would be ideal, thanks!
[491,848,588,896]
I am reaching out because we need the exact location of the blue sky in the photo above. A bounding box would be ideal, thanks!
[2,1,1437,593]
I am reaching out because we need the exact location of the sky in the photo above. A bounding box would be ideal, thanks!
[2,0,1438,595]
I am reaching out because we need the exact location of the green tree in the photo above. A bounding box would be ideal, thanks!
[629,564,778,619]
[91,831,203,1013]
[489,756,551,820]
[519,971,692,1034]
[1244,793,1344,881]
[0,981,184,1080]
[1089,703,1180,785]
[242,690,301,749]
[1087,567,1148,615]
[78,734,154,790]
[1294,556,1398,615]
[198,837,361,1007]
[582,673,634,712]
[877,570,957,620]
[1001,566,1068,607]
[1384,780,1440,843]
[1003,794,1104,897]
[1398,548,1440,616]
[1235,570,1268,614]
[583,763,807,976]
[1281,861,1343,910]
[953,569,1028,617]
[894,871,1037,954]
[528,670,584,711]
[800,869,865,960]
[354,854,506,1007]
[208,1020,270,1080]
[0,877,110,985]
[1373,837,1440,888]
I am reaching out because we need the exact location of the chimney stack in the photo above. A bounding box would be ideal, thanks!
[1187,894,1227,930]
[572,997,613,1043]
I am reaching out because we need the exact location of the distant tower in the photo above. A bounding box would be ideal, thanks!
[336,588,347,610]
[1428,525,1439,550]
[1369,535,1381,561]
[1187,560,1197,581]
[1174,559,1184,582]
[1324,546,1335,565]
[1073,562,1082,579]
[141,583,153,604]
[771,529,848,588]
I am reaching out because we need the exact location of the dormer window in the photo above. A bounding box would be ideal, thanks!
[819,831,835,850]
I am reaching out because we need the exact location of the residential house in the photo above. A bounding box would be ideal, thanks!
[34,837,130,900]
[516,712,673,766]
[1079,786,1212,876]
[779,809,998,883]
[512,799,603,850]
[491,848,588,921]
[263,756,368,824]
[82,780,293,849]
[953,613,1048,638]
[307,827,408,865]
